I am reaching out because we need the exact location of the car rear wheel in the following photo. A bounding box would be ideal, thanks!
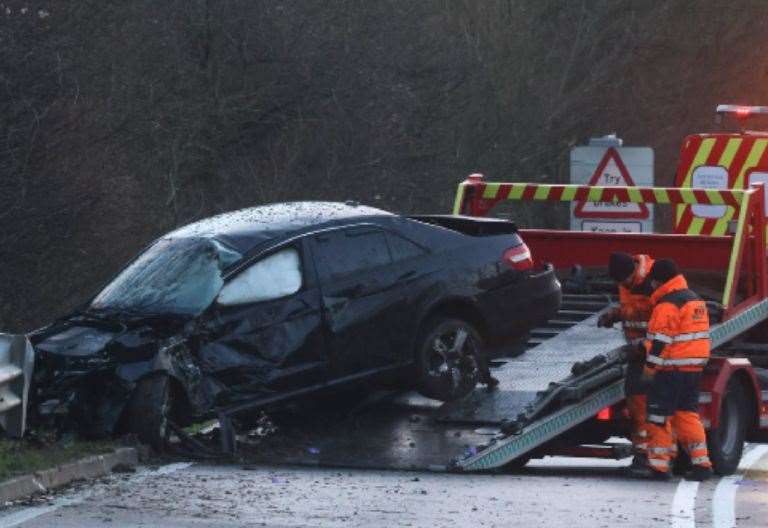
[707,379,748,475]
[415,318,482,401]
[127,375,174,452]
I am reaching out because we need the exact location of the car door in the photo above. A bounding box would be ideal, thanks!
[199,242,328,397]
[310,226,400,376]
[382,229,431,362]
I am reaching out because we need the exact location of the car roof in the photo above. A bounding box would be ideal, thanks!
[166,201,393,252]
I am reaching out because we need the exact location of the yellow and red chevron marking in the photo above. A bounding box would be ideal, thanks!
[473,182,744,206]
[674,133,768,235]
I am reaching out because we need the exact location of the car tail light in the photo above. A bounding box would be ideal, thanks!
[596,406,612,421]
[502,244,533,271]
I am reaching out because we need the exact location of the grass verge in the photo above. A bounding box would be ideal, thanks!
[0,438,115,482]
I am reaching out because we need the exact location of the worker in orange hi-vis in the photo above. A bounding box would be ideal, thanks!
[630,259,713,481]
[598,252,655,470]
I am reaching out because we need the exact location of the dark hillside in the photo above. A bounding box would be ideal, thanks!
[2,0,768,330]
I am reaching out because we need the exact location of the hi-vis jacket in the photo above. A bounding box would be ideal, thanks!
[644,275,710,372]
[617,254,655,344]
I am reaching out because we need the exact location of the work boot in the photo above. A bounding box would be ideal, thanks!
[628,464,672,481]
[628,454,648,471]
[672,456,692,476]
[684,466,713,482]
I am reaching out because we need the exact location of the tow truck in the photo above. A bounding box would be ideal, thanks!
[231,105,768,475]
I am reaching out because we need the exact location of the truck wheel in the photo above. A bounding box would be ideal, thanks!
[707,379,748,475]
[415,318,482,401]
[128,375,174,452]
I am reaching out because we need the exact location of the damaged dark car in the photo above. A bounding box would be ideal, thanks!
[29,202,561,447]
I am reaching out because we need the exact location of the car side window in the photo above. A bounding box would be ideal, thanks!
[313,227,392,280]
[386,232,426,261]
[217,247,302,306]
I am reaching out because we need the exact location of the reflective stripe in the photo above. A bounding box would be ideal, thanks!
[623,321,649,329]
[688,442,708,452]
[647,332,673,343]
[691,456,710,465]
[645,331,709,343]
[662,357,708,366]
[648,458,669,468]
[636,443,648,450]
[648,447,670,454]
[646,356,708,367]
[638,430,648,438]
[673,331,710,342]
[648,414,668,424]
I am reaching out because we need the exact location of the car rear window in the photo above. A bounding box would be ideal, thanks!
[313,227,391,279]
[409,215,518,236]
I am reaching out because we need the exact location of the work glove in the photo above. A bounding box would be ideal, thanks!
[597,309,620,328]
[620,342,646,362]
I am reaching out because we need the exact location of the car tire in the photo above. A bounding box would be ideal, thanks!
[415,317,483,401]
[707,379,748,475]
[128,375,174,452]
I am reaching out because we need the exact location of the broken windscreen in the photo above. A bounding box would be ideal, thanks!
[90,237,242,316]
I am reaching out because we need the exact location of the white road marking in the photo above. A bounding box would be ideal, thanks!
[711,444,768,528]
[0,462,193,528]
[671,479,700,528]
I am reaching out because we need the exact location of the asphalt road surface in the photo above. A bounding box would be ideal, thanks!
[0,444,766,528]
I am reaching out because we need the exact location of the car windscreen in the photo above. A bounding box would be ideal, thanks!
[90,237,242,316]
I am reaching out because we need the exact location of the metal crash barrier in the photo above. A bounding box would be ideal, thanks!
[0,334,35,437]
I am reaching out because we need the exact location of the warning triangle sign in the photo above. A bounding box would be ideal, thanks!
[574,147,650,219]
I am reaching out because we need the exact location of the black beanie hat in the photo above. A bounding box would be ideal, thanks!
[649,259,679,284]
[608,252,635,282]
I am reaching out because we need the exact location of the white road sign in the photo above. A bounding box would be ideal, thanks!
[570,138,654,232]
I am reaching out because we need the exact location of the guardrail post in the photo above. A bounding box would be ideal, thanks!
[0,334,35,438]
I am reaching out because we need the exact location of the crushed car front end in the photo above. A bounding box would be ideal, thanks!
[29,318,209,437]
